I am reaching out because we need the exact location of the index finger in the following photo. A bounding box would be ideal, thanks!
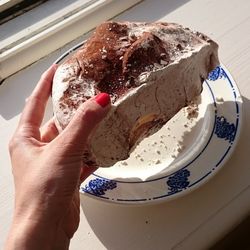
[18,64,58,136]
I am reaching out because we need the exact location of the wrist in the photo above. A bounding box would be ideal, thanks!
[5,208,70,250]
[5,218,54,250]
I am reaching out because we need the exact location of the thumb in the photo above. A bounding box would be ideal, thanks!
[56,93,111,152]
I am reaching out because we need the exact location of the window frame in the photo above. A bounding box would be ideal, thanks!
[0,0,23,13]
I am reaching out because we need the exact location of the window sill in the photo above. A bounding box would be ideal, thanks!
[0,0,141,81]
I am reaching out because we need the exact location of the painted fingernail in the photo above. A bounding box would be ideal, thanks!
[95,93,110,108]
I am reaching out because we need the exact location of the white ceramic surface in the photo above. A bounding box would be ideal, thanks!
[80,65,243,204]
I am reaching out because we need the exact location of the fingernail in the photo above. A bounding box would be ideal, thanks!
[95,93,110,108]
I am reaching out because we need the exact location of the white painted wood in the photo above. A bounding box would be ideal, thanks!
[0,0,23,12]
[1,0,250,249]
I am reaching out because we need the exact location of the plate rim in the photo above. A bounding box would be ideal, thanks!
[79,64,243,205]
[52,44,243,205]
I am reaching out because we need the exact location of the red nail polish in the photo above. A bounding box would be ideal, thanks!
[95,93,110,108]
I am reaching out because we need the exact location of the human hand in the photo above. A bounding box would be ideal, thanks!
[5,64,111,250]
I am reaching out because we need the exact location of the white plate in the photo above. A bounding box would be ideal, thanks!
[80,65,242,204]
[54,45,243,205]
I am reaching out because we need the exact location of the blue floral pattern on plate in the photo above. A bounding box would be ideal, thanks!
[215,116,236,143]
[208,66,227,81]
[166,169,190,194]
[83,178,117,196]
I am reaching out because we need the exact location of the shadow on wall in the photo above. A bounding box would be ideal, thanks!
[210,211,250,250]
[115,0,191,22]
[0,61,54,121]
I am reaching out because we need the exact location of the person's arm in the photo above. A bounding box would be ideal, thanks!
[4,64,111,250]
